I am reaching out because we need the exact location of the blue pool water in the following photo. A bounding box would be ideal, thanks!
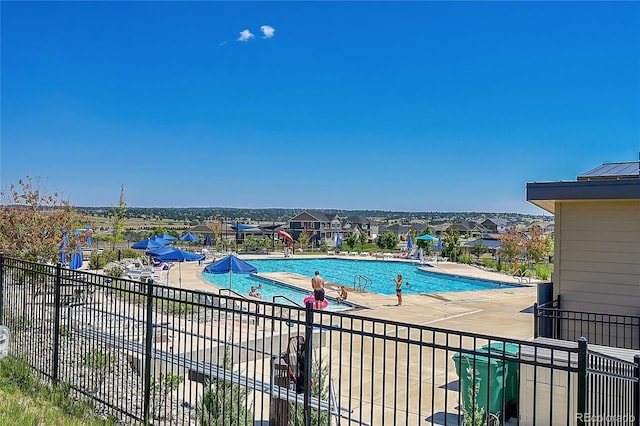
[203,272,353,312]
[203,258,514,303]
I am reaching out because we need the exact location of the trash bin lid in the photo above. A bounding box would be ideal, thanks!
[453,351,505,365]
[481,342,519,358]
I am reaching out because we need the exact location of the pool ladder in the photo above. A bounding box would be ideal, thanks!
[354,274,372,292]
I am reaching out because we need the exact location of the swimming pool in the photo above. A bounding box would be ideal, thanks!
[228,258,515,296]
[202,272,353,312]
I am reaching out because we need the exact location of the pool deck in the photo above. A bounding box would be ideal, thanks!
[179,254,541,341]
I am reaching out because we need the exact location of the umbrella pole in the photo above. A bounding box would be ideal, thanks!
[179,262,182,289]
[229,270,232,289]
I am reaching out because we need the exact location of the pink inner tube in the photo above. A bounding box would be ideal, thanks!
[303,296,329,309]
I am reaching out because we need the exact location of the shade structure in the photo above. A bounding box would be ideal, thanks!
[204,254,257,288]
[417,234,438,242]
[277,230,294,242]
[229,222,260,231]
[407,234,413,249]
[179,232,200,242]
[155,234,178,242]
[151,247,205,288]
[132,237,170,250]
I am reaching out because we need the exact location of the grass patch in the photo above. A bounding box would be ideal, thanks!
[0,356,116,425]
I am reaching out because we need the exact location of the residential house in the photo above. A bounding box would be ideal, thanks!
[480,217,511,234]
[288,210,343,247]
[342,215,373,240]
[446,220,490,237]
[527,160,640,348]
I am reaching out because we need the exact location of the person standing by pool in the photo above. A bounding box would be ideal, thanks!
[311,270,325,309]
[394,273,403,306]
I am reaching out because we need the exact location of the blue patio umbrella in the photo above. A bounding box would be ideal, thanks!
[152,247,205,288]
[335,233,342,248]
[69,248,83,270]
[437,236,443,251]
[132,237,170,250]
[203,233,213,246]
[179,232,200,243]
[155,234,178,242]
[204,254,257,288]
[407,234,413,250]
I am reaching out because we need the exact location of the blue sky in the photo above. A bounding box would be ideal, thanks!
[2,1,638,214]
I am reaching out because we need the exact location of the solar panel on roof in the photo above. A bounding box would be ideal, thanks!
[577,161,639,181]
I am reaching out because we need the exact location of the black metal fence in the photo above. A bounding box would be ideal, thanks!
[1,255,638,425]
[534,296,640,350]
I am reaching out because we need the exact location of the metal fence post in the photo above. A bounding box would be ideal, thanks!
[533,302,539,338]
[576,337,588,426]
[143,280,155,425]
[634,354,640,426]
[52,263,63,385]
[555,294,562,339]
[303,301,314,426]
[0,254,4,325]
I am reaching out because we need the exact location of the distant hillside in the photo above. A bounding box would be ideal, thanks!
[78,207,550,227]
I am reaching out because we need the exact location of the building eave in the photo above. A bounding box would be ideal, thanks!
[526,179,640,214]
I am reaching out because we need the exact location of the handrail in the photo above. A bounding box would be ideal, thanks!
[218,288,247,299]
[272,295,303,307]
[353,274,372,292]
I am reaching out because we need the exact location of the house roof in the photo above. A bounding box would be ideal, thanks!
[482,217,510,227]
[527,161,640,213]
[290,210,338,222]
[189,224,213,233]
[464,238,502,250]
[344,215,370,225]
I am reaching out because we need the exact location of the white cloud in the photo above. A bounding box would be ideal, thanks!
[237,29,254,42]
[261,25,275,39]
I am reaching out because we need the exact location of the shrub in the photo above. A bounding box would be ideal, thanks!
[459,253,473,264]
[482,258,498,270]
[534,263,552,280]
[104,265,124,278]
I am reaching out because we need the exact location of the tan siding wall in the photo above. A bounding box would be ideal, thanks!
[555,200,640,316]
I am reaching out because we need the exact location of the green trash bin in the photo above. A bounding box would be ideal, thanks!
[452,351,507,421]
[480,342,519,419]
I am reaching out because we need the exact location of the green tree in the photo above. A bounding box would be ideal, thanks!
[441,230,462,262]
[198,349,253,425]
[358,232,368,251]
[526,226,553,263]
[244,235,258,251]
[297,231,310,249]
[151,372,184,420]
[110,185,127,248]
[376,232,400,251]
[498,229,527,263]
[471,240,486,259]
[0,176,88,262]
[345,234,358,251]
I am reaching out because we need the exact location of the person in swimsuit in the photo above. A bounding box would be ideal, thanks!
[394,273,403,306]
[311,270,325,309]
[336,285,348,304]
